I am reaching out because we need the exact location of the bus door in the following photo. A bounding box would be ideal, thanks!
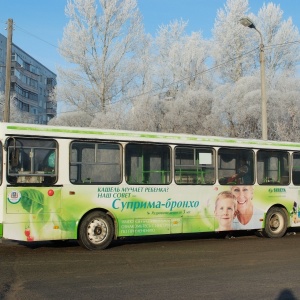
[4,137,62,241]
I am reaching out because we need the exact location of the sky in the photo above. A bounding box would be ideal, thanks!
[0,0,299,73]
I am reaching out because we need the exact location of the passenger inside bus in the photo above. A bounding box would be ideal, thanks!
[229,157,252,184]
[44,151,55,173]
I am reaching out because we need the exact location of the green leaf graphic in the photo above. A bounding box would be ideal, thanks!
[20,189,50,223]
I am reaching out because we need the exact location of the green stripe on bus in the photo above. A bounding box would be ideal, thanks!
[6,125,181,140]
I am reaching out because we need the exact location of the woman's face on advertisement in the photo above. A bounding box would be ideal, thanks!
[231,186,253,212]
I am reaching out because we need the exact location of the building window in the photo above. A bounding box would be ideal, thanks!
[15,98,30,112]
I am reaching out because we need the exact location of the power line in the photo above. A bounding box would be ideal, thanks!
[105,39,300,107]
[105,47,259,107]
[13,24,59,49]
[59,37,300,115]
[0,19,59,49]
[59,46,259,115]
[265,39,300,50]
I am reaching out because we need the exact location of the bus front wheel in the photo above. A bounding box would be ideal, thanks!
[78,211,114,250]
[263,207,287,238]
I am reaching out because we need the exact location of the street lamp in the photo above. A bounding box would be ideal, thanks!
[240,17,267,140]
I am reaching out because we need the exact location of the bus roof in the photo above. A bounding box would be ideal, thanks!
[1,122,300,150]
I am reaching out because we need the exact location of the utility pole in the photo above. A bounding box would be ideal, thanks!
[239,17,268,140]
[4,18,13,122]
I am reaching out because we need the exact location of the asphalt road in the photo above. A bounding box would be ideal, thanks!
[1,231,300,300]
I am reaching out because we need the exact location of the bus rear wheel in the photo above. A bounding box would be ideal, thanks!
[263,207,287,238]
[78,211,114,250]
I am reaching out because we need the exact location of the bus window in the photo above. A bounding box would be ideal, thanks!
[7,138,58,185]
[257,150,289,185]
[70,142,121,184]
[292,152,300,185]
[175,147,215,185]
[218,148,254,185]
[125,143,171,185]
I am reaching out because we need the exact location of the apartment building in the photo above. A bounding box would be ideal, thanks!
[0,33,57,124]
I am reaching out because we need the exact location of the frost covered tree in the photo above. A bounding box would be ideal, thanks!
[0,92,35,123]
[267,76,300,141]
[58,0,146,116]
[211,76,261,138]
[55,0,300,141]
[211,0,300,139]
[210,72,300,141]
[90,100,131,130]
[0,92,4,121]
[120,19,213,134]
[212,0,300,82]
[251,3,300,81]
[48,111,93,127]
[153,19,210,98]
[161,89,214,135]
[212,0,255,83]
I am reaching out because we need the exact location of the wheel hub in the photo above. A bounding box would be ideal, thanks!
[94,226,102,235]
[87,219,108,244]
[270,214,281,231]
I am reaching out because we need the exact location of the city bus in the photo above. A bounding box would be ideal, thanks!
[1,122,300,250]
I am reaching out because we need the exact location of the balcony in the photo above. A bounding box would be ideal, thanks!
[46,100,57,117]
[11,61,39,80]
[11,91,38,107]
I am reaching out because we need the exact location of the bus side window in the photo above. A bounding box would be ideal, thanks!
[293,152,300,185]
[70,141,122,184]
[257,150,289,185]
[218,148,254,185]
[125,143,171,185]
[174,147,215,185]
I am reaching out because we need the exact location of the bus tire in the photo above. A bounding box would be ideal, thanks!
[78,211,114,250]
[262,207,287,238]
